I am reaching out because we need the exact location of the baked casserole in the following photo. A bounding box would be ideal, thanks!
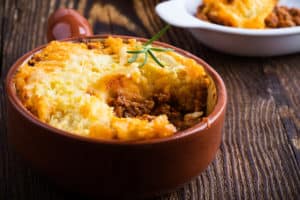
[14,37,217,141]
[196,0,300,29]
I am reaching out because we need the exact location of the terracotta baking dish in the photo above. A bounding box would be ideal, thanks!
[5,34,227,198]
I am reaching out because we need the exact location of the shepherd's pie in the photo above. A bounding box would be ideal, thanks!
[14,37,215,140]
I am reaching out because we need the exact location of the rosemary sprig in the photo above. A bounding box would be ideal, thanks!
[127,25,173,67]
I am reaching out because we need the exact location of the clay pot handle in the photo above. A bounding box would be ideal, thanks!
[47,8,93,42]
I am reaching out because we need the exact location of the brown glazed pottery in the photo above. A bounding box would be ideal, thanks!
[47,8,93,41]
[6,11,227,198]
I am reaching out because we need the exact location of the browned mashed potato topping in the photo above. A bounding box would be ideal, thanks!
[196,0,300,29]
[14,38,216,141]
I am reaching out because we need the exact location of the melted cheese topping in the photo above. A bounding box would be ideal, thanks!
[201,0,277,28]
[14,37,210,141]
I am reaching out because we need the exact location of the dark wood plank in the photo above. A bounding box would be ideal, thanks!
[0,0,4,78]
[0,1,73,199]
[0,0,299,199]
[265,56,300,163]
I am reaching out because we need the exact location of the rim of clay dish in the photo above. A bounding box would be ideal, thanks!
[6,34,227,146]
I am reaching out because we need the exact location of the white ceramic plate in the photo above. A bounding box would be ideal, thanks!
[156,0,300,56]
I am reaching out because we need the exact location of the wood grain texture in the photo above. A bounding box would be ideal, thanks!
[1,0,299,199]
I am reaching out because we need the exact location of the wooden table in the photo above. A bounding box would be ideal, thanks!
[1,0,299,199]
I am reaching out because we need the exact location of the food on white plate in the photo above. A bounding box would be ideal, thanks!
[196,0,300,29]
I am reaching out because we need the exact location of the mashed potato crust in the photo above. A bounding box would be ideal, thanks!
[14,37,211,141]
[197,0,277,29]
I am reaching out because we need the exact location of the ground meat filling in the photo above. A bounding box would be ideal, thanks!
[265,6,300,28]
[108,90,207,131]
[196,5,234,27]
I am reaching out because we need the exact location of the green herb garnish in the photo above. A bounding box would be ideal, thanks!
[127,25,173,68]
